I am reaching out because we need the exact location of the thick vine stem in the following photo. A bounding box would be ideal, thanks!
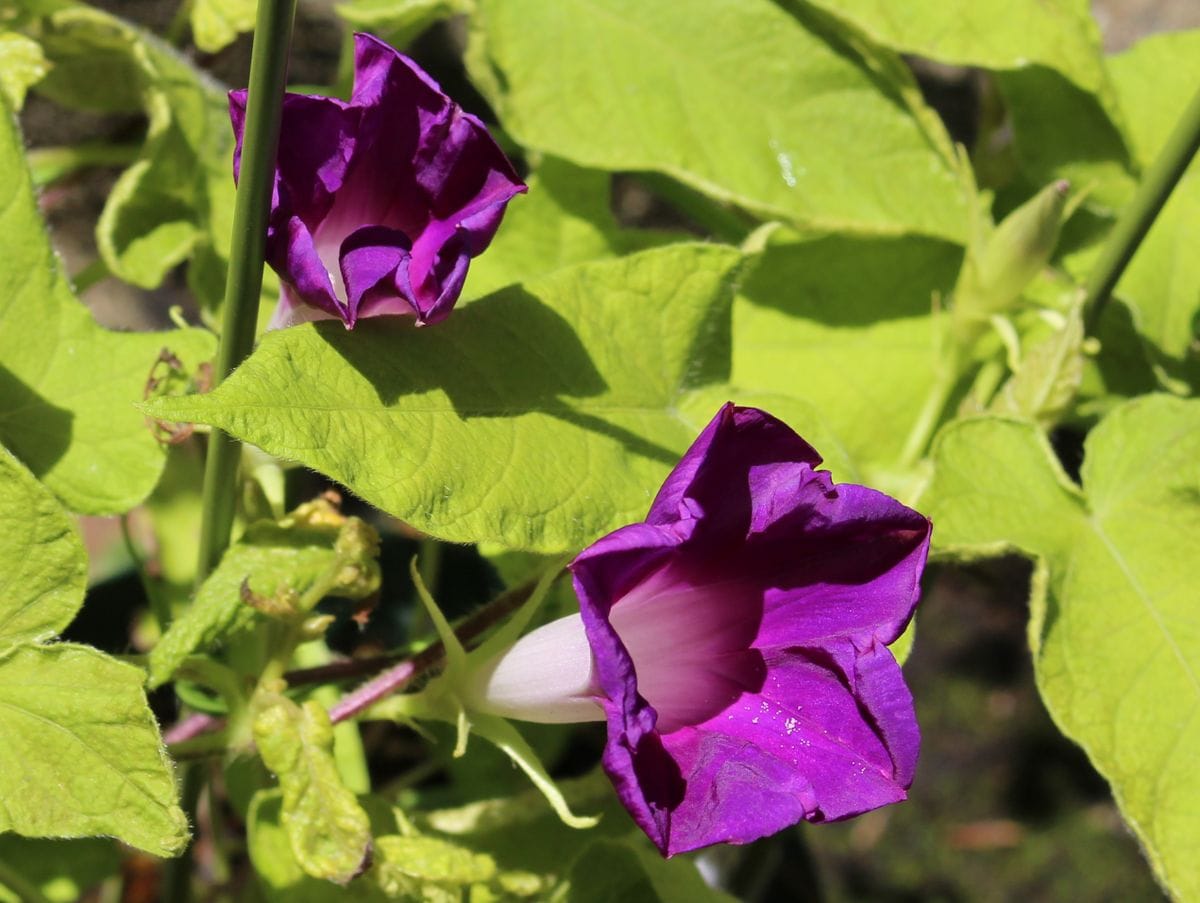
[328,576,542,724]
[159,577,544,744]
[195,0,298,584]
[1084,85,1200,332]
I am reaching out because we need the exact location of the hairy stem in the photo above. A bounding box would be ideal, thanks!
[195,0,297,584]
[170,9,295,900]
[1084,85,1200,332]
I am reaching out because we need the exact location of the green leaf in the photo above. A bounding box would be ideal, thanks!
[414,774,730,902]
[924,396,1200,899]
[565,840,734,903]
[807,0,1137,211]
[0,836,118,903]
[801,0,1117,107]
[0,105,216,514]
[732,229,962,477]
[335,0,468,50]
[990,305,1086,427]
[0,643,187,856]
[1106,30,1200,362]
[463,156,675,303]
[148,501,381,687]
[191,0,256,53]
[34,6,232,292]
[144,245,744,552]
[0,31,48,110]
[142,443,206,614]
[675,383,858,483]
[468,0,967,240]
[372,834,497,897]
[248,790,389,902]
[0,446,86,649]
[997,67,1135,213]
[253,694,373,885]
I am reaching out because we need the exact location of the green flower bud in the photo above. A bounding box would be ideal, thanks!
[955,180,1071,342]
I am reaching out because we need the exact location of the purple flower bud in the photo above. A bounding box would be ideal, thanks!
[467,404,931,856]
[230,34,526,330]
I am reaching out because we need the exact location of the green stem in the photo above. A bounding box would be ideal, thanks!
[1084,85,1200,332]
[899,345,961,469]
[195,0,297,584]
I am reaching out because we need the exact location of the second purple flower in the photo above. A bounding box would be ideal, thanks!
[466,404,932,856]
[231,33,526,330]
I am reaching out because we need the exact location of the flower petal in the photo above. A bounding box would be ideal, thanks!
[646,404,823,542]
[659,641,914,855]
[338,225,414,326]
[231,90,358,228]
[269,216,345,322]
[751,482,931,647]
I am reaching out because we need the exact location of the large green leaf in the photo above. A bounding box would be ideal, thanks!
[335,0,469,51]
[800,0,1110,98]
[732,229,962,479]
[924,396,1200,899]
[996,67,1135,214]
[145,245,744,552]
[33,6,232,293]
[468,0,967,241]
[798,0,1137,213]
[416,771,730,901]
[463,156,675,303]
[0,643,187,856]
[0,102,214,514]
[0,447,86,649]
[0,442,185,856]
[565,840,734,903]
[1105,30,1200,362]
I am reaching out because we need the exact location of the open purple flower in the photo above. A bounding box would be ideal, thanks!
[466,404,930,856]
[231,33,525,330]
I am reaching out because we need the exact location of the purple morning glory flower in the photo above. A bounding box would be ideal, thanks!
[466,404,930,856]
[231,33,525,330]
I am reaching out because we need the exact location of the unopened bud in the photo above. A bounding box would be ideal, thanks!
[955,180,1071,341]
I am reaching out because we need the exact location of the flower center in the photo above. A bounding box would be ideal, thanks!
[609,565,765,732]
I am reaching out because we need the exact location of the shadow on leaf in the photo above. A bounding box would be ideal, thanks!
[0,362,74,481]
[314,287,679,465]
